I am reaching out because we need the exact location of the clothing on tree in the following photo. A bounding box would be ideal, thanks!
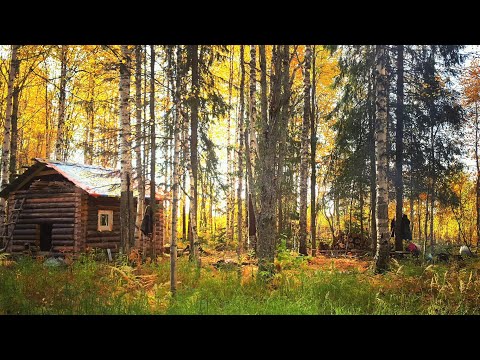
[140,205,153,235]
[390,214,412,240]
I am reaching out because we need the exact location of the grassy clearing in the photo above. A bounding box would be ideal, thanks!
[1,251,480,315]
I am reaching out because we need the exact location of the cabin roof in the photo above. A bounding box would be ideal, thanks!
[0,158,164,199]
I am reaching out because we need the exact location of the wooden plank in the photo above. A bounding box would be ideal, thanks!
[17,218,75,224]
[12,229,37,235]
[11,235,37,240]
[52,228,74,235]
[20,212,75,218]
[52,224,75,228]
[26,197,77,204]
[52,240,74,246]
[86,237,120,242]
[87,231,120,237]
[15,192,77,198]
[21,207,75,213]
[36,170,60,176]
[52,235,74,241]
[13,224,37,229]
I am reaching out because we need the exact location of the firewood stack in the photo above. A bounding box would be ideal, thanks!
[331,232,370,251]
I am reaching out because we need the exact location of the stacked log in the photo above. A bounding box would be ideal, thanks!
[9,180,78,255]
[330,232,370,251]
[86,196,121,252]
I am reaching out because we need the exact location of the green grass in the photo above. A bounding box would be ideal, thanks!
[1,253,480,314]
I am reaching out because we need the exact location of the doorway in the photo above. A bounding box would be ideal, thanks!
[39,224,53,251]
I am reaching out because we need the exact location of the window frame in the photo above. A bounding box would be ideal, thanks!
[97,210,114,232]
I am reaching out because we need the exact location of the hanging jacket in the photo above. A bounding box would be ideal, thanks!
[141,205,153,235]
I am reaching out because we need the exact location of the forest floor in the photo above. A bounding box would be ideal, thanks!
[1,249,480,315]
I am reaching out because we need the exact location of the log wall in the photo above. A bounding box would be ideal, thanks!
[8,180,79,255]
[139,198,164,257]
[86,196,122,252]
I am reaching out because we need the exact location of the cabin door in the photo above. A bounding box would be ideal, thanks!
[39,224,53,251]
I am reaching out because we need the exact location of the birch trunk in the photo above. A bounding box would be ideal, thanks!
[475,102,480,250]
[134,45,145,251]
[54,45,67,161]
[119,45,135,254]
[170,46,182,295]
[226,45,234,244]
[9,87,20,182]
[0,45,20,227]
[374,45,390,273]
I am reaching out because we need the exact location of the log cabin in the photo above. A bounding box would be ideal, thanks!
[0,158,164,257]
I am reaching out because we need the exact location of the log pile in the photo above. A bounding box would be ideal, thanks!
[328,231,370,251]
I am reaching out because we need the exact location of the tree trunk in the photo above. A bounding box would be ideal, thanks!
[423,195,429,255]
[1,45,20,228]
[150,45,157,257]
[428,46,436,255]
[226,45,234,245]
[299,45,312,256]
[394,44,404,251]
[368,68,377,252]
[246,45,258,251]
[134,45,145,251]
[277,46,291,239]
[189,45,199,263]
[200,171,207,237]
[54,45,67,161]
[9,87,20,182]
[257,46,290,274]
[430,124,435,254]
[410,195,414,240]
[373,45,390,273]
[119,45,135,254]
[417,196,422,242]
[475,101,480,250]
[165,45,175,247]
[170,45,182,295]
[310,45,317,256]
[182,171,187,241]
[237,45,245,256]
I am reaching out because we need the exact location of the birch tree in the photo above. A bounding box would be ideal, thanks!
[170,45,183,295]
[54,45,67,161]
[374,45,390,273]
[119,45,135,253]
[0,45,20,226]
[134,45,145,250]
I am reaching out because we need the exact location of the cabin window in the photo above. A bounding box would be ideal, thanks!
[98,210,113,232]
